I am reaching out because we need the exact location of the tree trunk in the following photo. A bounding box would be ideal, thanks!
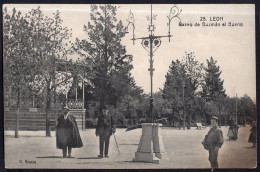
[182,83,185,130]
[218,108,221,128]
[183,109,186,130]
[15,87,20,138]
[178,112,181,130]
[99,4,108,112]
[219,117,221,128]
[54,86,57,135]
[99,86,105,111]
[46,83,51,137]
[53,73,57,136]
[187,113,191,129]
[203,111,206,125]
[8,86,12,107]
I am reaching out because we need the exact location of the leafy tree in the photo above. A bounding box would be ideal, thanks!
[163,52,204,129]
[107,83,145,125]
[214,94,226,127]
[204,101,219,124]
[237,94,256,124]
[221,97,236,125]
[218,95,256,126]
[153,90,165,119]
[181,52,204,129]
[201,56,226,101]
[200,57,226,126]
[25,7,73,136]
[162,60,185,129]
[192,96,207,124]
[76,4,134,110]
[3,7,34,137]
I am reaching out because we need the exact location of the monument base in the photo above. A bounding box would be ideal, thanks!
[133,123,166,163]
[133,152,160,164]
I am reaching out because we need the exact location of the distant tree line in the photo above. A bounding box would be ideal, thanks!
[159,52,256,129]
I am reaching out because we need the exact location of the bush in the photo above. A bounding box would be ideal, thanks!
[139,118,146,123]
[116,124,127,128]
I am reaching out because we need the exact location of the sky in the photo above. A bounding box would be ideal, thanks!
[3,4,256,100]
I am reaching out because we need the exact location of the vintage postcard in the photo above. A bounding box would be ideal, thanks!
[3,4,256,169]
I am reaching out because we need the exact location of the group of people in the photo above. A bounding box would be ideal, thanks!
[56,106,115,158]
[227,118,257,148]
[56,106,256,169]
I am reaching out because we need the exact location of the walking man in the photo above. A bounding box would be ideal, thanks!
[95,106,116,158]
[202,116,224,168]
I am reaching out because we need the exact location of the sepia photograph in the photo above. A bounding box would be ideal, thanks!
[3,3,257,169]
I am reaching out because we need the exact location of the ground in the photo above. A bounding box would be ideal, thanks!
[4,125,257,169]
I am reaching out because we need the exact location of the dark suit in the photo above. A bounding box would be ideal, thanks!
[96,114,115,157]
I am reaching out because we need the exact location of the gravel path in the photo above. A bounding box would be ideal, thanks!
[4,125,256,169]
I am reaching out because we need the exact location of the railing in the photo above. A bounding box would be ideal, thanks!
[4,108,86,131]
[67,99,84,109]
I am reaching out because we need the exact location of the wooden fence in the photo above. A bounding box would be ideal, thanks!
[4,109,86,131]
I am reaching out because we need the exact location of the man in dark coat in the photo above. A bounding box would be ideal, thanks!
[56,107,83,158]
[95,106,116,158]
[202,116,224,169]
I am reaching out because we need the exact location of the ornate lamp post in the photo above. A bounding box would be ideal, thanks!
[126,4,181,123]
[126,4,182,163]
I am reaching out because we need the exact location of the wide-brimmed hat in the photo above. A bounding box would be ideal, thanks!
[210,116,219,121]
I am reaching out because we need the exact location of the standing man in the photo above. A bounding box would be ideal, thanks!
[56,107,83,158]
[202,116,224,168]
[95,106,116,158]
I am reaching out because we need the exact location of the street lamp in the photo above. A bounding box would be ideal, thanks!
[126,4,182,123]
[126,4,182,163]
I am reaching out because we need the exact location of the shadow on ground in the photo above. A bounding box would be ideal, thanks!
[5,135,47,138]
[36,156,64,159]
[77,157,101,159]
[121,160,157,164]
[242,146,256,149]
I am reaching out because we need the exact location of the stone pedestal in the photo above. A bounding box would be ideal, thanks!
[133,123,166,163]
[153,123,167,159]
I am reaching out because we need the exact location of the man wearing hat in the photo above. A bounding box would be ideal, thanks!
[56,107,83,158]
[202,116,224,168]
[95,106,116,158]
